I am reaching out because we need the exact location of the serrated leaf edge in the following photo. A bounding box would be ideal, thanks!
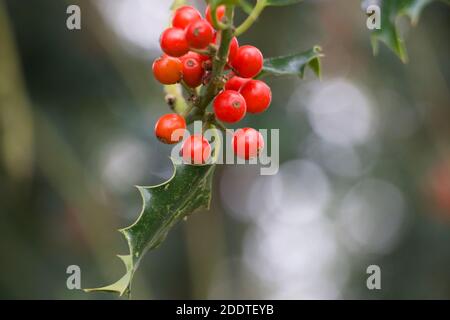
[84,158,215,297]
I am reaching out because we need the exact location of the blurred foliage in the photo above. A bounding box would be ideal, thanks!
[369,0,450,63]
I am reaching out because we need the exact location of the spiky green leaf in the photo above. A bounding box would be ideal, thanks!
[85,160,216,297]
[366,0,449,62]
[259,46,323,79]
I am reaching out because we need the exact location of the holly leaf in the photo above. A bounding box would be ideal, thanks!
[366,0,449,63]
[258,46,323,79]
[85,159,216,297]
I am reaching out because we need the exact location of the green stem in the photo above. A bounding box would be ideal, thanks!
[180,80,197,98]
[211,4,228,30]
[197,6,235,111]
[235,0,266,37]
[210,117,227,133]
[184,107,203,123]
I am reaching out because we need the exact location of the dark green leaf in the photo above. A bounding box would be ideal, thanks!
[85,160,216,296]
[368,0,449,63]
[259,46,324,79]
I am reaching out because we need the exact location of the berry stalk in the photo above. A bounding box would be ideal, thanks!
[194,6,235,118]
[235,0,266,37]
[210,4,227,30]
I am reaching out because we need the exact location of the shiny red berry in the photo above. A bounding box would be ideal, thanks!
[213,90,247,123]
[205,5,226,28]
[152,55,182,85]
[182,57,204,88]
[172,5,202,29]
[160,27,189,57]
[180,51,210,64]
[231,45,263,78]
[212,35,238,64]
[228,37,239,63]
[182,134,212,164]
[232,128,265,160]
[180,51,200,63]
[225,75,250,91]
[154,114,186,144]
[186,19,214,49]
[239,80,272,113]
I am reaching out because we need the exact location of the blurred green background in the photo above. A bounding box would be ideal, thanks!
[0,0,449,299]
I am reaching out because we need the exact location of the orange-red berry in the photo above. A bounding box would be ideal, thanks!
[160,27,189,57]
[182,57,204,88]
[152,55,182,85]
[172,6,202,29]
[186,19,214,49]
[154,114,186,144]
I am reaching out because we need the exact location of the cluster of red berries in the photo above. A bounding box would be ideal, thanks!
[152,5,271,164]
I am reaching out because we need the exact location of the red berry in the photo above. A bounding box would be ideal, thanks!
[228,37,239,63]
[154,114,186,144]
[186,19,214,49]
[239,80,272,113]
[160,27,189,57]
[182,134,212,164]
[232,128,265,160]
[152,55,182,85]
[205,5,226,28]
[213,90,247,123]
[182,57,204,88]
[172,5,201,29]
[180,51,210,64]
[180,51,200,63]
[231,45,263,78]
[212,35,238,64]
[225,75,250,91]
